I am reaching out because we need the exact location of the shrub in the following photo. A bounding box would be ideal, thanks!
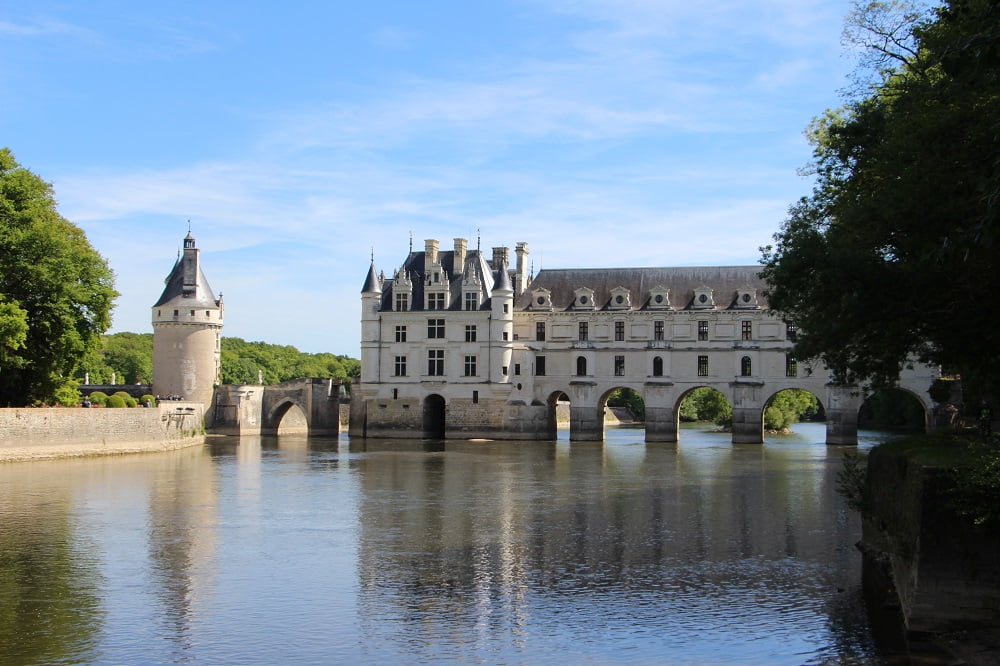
[140,394,157,407]
[106,394,127,408]
[88,391,109,406]
[54,382,82,407]
[124,396,138,408]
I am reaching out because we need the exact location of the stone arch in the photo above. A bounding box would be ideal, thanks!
[423,394,446,439]
[546,390,570,439]
[265,398,310,434]
[759,387,826,439]
[859,386,930,432]
[672,385,734,443]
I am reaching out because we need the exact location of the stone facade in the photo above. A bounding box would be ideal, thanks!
[151,231,223,411]
[352,237,939,443]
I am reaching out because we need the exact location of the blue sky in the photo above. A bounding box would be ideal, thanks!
[2,0,860,355]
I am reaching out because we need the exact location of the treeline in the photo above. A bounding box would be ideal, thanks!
[78,332,359,386]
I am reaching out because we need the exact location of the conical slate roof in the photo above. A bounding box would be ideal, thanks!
[361,262,381,293]
[153,258,219,308]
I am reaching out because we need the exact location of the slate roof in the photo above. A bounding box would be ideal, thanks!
[153,258,220,308]
[514,266,768,311]
[378,249,506,311]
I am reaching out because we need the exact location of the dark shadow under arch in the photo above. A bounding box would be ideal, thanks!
[423,394,446,439]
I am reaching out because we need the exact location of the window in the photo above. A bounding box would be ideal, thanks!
[614,355,625,376]
[395,325,407,343]
[698,321,708,341]
[577,356,587,376]
[428,349,444,376]
[394,356,407,376]
[654,320,664,341]
[786,355,798,377]
[653,356,663,377]
[536,356,546,376]
[502,331,509,341]
[536,322,546,341]
[514,363,521,375]
[742,321,752,341]
[741,356,752,376]
[786,323,798,342]
[464,293,478,311]
[579,321,589,341]
[615,321,625,341]
[427,318,444,339]
[503,304,509,314]
[428,292,446,310]
[173,309,179,316]
[473,390,479,404]
[697,355,709,377]
[464,355,477,376]
[395,293,409,312]
[465,325,477,342]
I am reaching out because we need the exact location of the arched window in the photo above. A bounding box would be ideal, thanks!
[741,356,752,377]
[652,356,663,377]
[576,356,587,376]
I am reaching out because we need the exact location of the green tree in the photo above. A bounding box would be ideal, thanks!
[0,148,117,405]
[760,0,1000,396]
[764,389,820,430]
[680,387,732,427]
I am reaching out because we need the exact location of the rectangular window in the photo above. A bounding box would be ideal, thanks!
[697,355,709,377]
[395,293,409,312]
[742,321,752,340]
[503,304,509,314]
[615,321,625,341]
[698,321,709,341]
[786,323,798,342]
[394,356,407,376]
[395,325,407,343]
[473,390,479,404]
[786,355,798,378]
[514,363,521,375]
[464,293,478,311]
[464,355,477,376]
[536,322,546,341]
[614,355,625,376]
[427,292,445,310]
[427,318,445,339]
[579,321,589,341]
[654,320,664,341]
[536,356,546,376]
[465,325,477,342]
[428,349,444,376]
[502,331,509,341]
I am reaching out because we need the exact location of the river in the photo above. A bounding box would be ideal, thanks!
[0,422,897,664]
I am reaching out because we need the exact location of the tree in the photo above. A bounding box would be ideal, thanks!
[0,149,117,405]
[760,0,1000,397]
[764,389,820,430]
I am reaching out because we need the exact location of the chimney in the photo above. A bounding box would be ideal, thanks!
[454,238,467,275]
[515,242,529,295]
[492,246,509,271]
[424,239,439,277]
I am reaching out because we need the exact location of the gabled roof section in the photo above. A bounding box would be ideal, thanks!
[514,266,767,311]
[380,248,498,310]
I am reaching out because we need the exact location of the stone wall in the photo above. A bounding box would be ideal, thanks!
[0,404,206,462]
[861,447,1000,634]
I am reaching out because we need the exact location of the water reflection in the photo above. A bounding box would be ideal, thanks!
[0,424,889,664]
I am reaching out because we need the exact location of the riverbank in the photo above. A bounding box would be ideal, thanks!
[0,404,206,462]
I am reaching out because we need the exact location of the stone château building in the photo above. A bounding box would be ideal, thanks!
[152,231,224,409]
[351,237,937,443]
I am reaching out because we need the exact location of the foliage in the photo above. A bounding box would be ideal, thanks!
[759,0,1000,397]
[859,388,925,429]
[949,445,1000,528]
[219,337,360,385]
[77,332,152,385]
[680,388,732,427]
[112,391,137,408]
[105,394,126,408]
[87,391,108,406]
[52,381,82,408]
[0,148,118,406]
[606,388,645,420]
[140,394,156,407]
[928,378,956,405]
[764,389,820,430]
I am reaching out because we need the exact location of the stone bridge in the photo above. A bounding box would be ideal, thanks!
[211,378,344,436]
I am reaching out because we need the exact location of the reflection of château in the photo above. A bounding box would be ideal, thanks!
[352,237,937,444]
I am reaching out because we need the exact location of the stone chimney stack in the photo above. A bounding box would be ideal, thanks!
[515,242,529,295]
[424,239,439,276]
[492,246,509,271]
[454,238,467,274]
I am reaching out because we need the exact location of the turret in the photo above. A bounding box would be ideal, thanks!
[152,230,223,407]
[491,259,514,383]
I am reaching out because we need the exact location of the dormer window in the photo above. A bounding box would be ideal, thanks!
[734,288,759,309]
[609,286,631,310]
[649,286,671,310]
[692,287,715,310]
[531,288,552,311]
[573,287,595,310]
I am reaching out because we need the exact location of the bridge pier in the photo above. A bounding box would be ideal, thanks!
[730,380,766,444]
[825,384,863,445]
[644,381,678,442]
[568,380,602,441]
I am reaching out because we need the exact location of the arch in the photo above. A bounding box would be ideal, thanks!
[674,386,733,442]
[601,386,645,428]
[546,390,570,439]
[423,394,446,439]
[268,398,310,435]
[761,388,825,436]
[652,356,664,377]
[859,387,928,432]
[576,356,588,376]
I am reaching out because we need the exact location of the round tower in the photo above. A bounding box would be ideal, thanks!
[360,260,382,383]
[152,230,223,406]
[490,259,514,383]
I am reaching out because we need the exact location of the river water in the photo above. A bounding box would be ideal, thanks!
[0,423,897,664]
